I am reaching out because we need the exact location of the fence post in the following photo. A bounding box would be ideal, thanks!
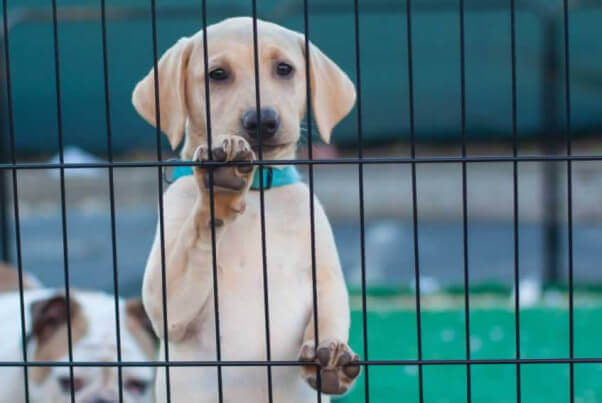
[541,12,563,285]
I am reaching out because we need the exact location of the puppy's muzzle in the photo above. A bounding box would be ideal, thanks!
[241,107,280,141]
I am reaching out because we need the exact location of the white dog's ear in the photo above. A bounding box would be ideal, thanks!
[132,36,194,150]
[30,294,82,343]
[299,36,356,144]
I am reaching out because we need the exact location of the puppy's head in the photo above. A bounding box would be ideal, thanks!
[28,292,156,403]
[132,17,356,160]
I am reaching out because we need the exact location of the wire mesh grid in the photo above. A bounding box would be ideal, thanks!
[0,0,599,402]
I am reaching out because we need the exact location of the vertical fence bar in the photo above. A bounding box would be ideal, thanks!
[200,1,225,400]
[510,0,521,401]
[405,0,424,401]
[249,5,275,401]
[302,0,323,401]
[351,0,370,401]
[50,1,76,402]
[2,0,30,400]
[149,0,171,401]
[99,1,124,401]
[562,0,574,401]
[458,0,471,401]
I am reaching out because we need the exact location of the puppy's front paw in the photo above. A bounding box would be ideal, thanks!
[192,136,256,225]
[298,339,361,395]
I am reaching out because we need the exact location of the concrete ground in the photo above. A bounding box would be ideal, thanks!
[2,152,601,297]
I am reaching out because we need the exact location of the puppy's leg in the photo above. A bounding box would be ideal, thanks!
[297,202,361,395]
[298,279,361,396]
[142,135,255,342]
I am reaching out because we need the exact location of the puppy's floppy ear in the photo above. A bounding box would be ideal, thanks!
[132,36,195,150]
[30,294,80,343]
[298,36,356,144]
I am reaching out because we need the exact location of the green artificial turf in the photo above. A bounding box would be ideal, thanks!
[339,301,602,403]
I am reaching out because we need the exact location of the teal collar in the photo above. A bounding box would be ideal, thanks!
[169,163,300,190]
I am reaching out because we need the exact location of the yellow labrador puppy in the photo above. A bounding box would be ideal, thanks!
[133,17,359,403]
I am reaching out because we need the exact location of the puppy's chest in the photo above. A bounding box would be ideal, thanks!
[218,196,312,280]
[206,196,314,358]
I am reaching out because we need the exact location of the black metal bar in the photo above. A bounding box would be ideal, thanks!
[302,1,323,401]
[200,1,225,401]
[562,0,574,401]
[201,11,226,403]
[510,0,521,401]
[99,0,124,401]
[2,0,30,400]
[352,0,370,401]
[1,154,602,171]
[406,0,424,401]
[50,0,76,401]
[458,0,472,399]
[249,5,275,402]
[0,357,601,367]
[149,0,171,400]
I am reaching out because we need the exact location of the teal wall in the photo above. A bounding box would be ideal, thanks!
[4,0,602,154]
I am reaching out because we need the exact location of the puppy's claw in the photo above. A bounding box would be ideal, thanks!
[342,355,361,379]
[299,344,316,362]
[212,147,227,162]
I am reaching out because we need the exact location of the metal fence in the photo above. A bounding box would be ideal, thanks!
[0,0,597,402]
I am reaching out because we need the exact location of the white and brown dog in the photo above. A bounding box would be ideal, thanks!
[133,17,360,402]
[0,264,157,403]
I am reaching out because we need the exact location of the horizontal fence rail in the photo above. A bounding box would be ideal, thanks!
[0,154,601,170]
[1,357,602,368]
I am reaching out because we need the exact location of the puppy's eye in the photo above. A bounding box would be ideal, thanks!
[276,62,294,77]
[58,376,85,393]
[125,379,149,396]
[208,68,229,81]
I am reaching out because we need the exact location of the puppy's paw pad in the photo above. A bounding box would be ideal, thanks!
[192,136,256,192]
[298,340,360,396]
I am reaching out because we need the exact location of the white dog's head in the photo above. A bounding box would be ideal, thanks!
[132,17,356,160]
[27,291,156,403]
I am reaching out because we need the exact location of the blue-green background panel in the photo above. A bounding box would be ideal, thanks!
[4,0,602,154]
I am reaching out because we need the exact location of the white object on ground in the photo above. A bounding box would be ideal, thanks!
[410,275,441,296]
[48,146,105,178]
[511,276,542,307]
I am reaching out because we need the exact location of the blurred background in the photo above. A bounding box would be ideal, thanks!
[1,0,602,401]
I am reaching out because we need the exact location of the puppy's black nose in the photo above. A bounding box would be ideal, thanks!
[241,107,280,139]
